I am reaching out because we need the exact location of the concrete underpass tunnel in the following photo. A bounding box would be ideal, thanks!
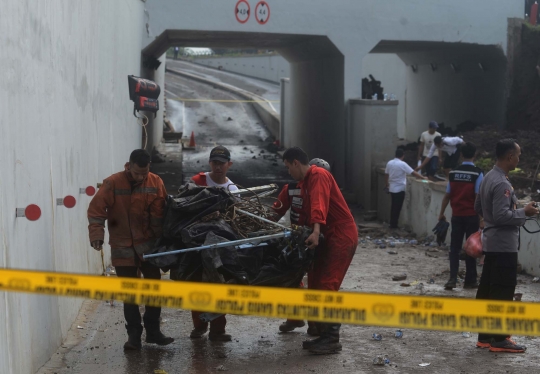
[142,30,345,183]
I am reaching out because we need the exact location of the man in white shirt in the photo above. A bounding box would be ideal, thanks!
[417,121,441,179]
[189,145,237,342]
[416,136,464,179]
[385,149,426,229]
[191,145,239,192]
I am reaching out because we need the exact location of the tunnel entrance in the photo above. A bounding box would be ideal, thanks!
[142,30,345,183]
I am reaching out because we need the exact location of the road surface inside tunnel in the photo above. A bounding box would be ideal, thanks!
[164,61,290,189]
[166,59,281,113]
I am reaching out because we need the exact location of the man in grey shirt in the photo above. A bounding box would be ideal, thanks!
[474,139,538,353]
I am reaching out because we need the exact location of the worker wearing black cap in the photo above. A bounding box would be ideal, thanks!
[189,145,237,342]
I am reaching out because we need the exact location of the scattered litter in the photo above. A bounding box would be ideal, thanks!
[415,283,425,294]
[462,332,471,338]
[426,247,439,252]
[428,278,435,284]
[409,240,418,245]
[215,365,228,371]
[410,280,419,286]
[372,333,382,341]
[392,274,407,281]
[77,326,84,329]
[533,277,540,283]
[395,330,403,338]
[372,356,390,366]
[400,283,411,287]
[154,370,168,374]
[226,117,233,121]
[387,251,398,255]
[379,245,387,249]
[419,363,431,367]
[514,293,523,301]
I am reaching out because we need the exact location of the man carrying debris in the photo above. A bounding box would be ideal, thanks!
[281,147,358,355]
[189,145,237,341]
[272,158,331,337]
[87,149,173,350]
[438,142,483,290]
[385,148,426,229]
[415,135,464,179]
[417,121,441,179]
[474,139,538,353]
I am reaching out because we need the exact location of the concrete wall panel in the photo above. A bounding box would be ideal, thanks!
[0,1,145,372]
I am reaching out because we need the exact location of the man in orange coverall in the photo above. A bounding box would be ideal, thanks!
[281,147,358,355]
[188,145,237,342]
[272,158,331,337]
[88,149,173,350]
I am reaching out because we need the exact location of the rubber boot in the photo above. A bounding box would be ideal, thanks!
[302,323,325,349]
[124,325,143,350]
[308,323,342,355]
[145,323,174,346]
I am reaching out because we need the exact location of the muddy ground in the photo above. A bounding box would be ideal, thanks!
[37,226,540,374]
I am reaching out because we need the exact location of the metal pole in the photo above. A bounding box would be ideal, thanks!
[235,208,290,230]
[143,231,291,259]
[230,184,278,195]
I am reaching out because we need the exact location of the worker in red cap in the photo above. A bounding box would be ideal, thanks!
[280,147,358,355]
[272,158,331,337]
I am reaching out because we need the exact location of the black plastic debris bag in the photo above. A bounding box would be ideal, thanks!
[162,183,236,244]
[181,219,238,245]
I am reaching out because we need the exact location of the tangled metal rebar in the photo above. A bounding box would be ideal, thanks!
[222,183,287,238]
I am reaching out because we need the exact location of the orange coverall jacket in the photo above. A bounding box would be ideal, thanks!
[87,170,167,266]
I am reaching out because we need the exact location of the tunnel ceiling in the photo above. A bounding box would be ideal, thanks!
[143,30,343,63]
[371,40,507,66]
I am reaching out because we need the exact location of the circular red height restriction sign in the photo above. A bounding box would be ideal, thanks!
[255,1,270,24]
[235,0,250,24]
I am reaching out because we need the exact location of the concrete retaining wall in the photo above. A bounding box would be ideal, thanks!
[376,170,540,277]
[0,1,145,373]
[348,99,400,210]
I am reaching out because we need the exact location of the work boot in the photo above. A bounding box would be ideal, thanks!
[190,326,208,339]
[308,324,342,355]
[279,320,305,332]
[302,336,324,349]
[444,278,457,290]
[307,324,320,336]
[145,329,175,346]
[124,325,143,350]
[209,330,232,342]
[463,281,479,289]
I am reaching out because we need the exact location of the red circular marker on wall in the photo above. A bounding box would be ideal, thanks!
[63,195,76,208]
[86,186,96,196]
[235,0,250,24]
[255,1,270,24]
[25,204,42,221]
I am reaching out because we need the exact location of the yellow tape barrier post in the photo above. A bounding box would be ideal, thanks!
[1,268,540,336]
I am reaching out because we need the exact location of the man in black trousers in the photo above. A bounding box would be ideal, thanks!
[474,139,538,353]
[438,142,483,290]
[385,148,425,228]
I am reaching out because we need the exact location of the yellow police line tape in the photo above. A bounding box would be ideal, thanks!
[1,268,540,336]
[167,97,279,103]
